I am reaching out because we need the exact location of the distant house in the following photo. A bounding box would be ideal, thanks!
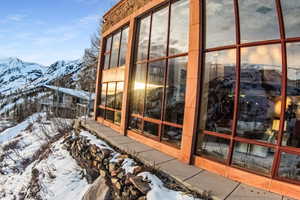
[40,85,95,117]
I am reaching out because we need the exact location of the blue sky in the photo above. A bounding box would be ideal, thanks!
[0,0,117,65]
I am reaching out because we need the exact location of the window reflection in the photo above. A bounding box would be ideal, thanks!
[281,0,300,38]
[199,49,236,135]
[110,32,121,68]
[104,54,110,70]
[169,0,189,55]
[145,60,165,119]
[105,36,112,53]
[165,56,187,124]
[129,117,143,132]
[278,152,300,181]
[136,16,151,61]
[237,44,282,144]
[149,7,168,59]
[119,27,129,66]
[106,82,116,109]
[100,83,107,106]
[114,111,122,125]
[239,0,280,43]
[105,110,115,122]
[162,126,182,147]
[115,82,124,110]
[131,64,147,115]
[232,142,275,174]
[205,0,236,48]
[144,121,159,137]
[196,134,230,162]
[284,43,300,148]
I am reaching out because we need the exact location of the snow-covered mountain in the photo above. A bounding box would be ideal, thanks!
[0,57,83,95]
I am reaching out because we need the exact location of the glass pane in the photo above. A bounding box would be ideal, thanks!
[105,110,114,122]
[232,142,275,174]
[145,60,165,119]
[131,64,147,115]
[237,44,282,143]
[110,32,121,68]
[164,56,187,124]
[99,108,105,118]
[114,111,122,125]
[136,16,151,61]
[143,121,159,137]
[278,152,300,181]
[129,117,143,132]
[196,134,230,162]
[169,0,189,55]
[205,0,236,48]
[115,82,124,110]
[149,6,169,59]
[105,36,112,52]
[284,42,300,148]
[100,83,107,106]
[106,82,116,109]
[119,27,129,66]
[104,54,110,70]
[162,125,182,147]
[281,0,300,38]
[239,0,280,43]
[199,49,236,135]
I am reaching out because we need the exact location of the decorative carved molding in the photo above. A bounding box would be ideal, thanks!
[102,0,152,32]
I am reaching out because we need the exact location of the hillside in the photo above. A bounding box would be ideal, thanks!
[0,57,84,96]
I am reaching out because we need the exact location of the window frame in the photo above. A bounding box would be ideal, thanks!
[128,0,189,149]
[195,0,300,184]
[102,25,129,70]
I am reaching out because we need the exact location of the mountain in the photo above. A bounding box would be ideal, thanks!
[0,57,83,96]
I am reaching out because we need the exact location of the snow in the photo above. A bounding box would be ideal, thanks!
[0,115,88,200]
[79,130,201,200]
[44,85,95,101]
[0,112,44,144]
[139,172,201,200]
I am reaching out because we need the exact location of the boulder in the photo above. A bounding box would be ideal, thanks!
[82,177,111,200]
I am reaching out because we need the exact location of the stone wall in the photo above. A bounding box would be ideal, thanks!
[64,135,149,200]
[102,0,152,32]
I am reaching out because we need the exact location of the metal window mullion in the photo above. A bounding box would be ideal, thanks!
[227,0,241,166]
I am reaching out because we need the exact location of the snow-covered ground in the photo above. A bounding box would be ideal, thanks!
[1,113,200,200]
[0,113,89,200]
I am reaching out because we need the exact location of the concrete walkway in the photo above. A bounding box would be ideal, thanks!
[81,119,296,200]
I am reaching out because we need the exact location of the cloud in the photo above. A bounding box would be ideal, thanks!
[79,14,100,25]
[0,14,27,23]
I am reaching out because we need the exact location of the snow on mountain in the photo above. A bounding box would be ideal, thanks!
[0,57,83,96]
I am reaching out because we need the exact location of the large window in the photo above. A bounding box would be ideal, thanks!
[197,0,300,183]
[103,26,129,70]
[99,81,124,125]
[129,0,189,148]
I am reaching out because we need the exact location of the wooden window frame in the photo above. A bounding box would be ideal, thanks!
[128,0,189,149]
[196,0,300,185]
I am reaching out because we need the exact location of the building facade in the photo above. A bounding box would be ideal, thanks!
[94,0,300,198]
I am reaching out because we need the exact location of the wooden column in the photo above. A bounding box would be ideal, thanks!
[120,17,136,135]
[180,0,201,164]
[93,38,105,120]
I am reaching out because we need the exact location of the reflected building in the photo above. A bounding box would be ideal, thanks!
[94,0,300,197]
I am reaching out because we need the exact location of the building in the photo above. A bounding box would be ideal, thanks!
[41,85,95,117]
[94,0,300,197]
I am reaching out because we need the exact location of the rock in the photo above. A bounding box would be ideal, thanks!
[99,170,107,177]
[117,171,125,179]
[82,177,111,200]
[109,163,117,172]
[129,176,151,194]
[101,149,112,158]
[133,166,143,175]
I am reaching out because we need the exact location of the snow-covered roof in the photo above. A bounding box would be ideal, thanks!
[44,85,95,100]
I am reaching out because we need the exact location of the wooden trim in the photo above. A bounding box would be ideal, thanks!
[194,156,300,199]
[127,129,181,158]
